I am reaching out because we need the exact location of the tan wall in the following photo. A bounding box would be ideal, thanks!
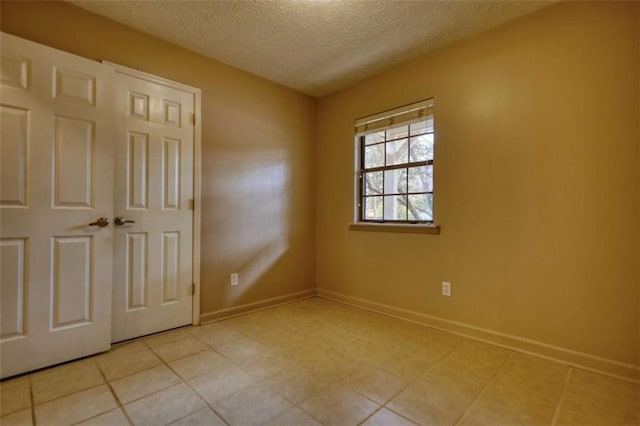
[316,1,639,366]
[0,1,317,316]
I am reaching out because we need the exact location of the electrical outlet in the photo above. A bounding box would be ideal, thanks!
[231,273,239,286]
[442,281,451,296]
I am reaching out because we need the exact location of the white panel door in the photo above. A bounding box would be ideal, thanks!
[0,33,113,378]
[111,69,194,342]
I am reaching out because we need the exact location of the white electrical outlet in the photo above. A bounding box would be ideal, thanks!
[442,281,451,296]
[231,273,239,286]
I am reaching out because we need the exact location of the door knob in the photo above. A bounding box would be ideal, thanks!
[114,216,135,226]
[89,217,109,227]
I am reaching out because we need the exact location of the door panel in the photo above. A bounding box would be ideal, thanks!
[0,238,27,340]
[53,116,95,208]
[0,105,28,206]
[0,33,113,378]
[111,70,194,342]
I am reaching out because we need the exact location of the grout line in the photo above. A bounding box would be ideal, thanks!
[95,365,134,426]
[380,346,460,425]
[151,340,233,426]
[29,382,105,411]
[452,351,515,426]
[356,339,458,425]
[356,406,384,426]
[551,367,573,426]
[28,374,36,426]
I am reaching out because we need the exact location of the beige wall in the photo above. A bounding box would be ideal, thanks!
[0,1,317,316]
[316,1,639,366]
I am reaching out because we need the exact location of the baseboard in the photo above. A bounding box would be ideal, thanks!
[317,288,640,383]
[200,288,317,324]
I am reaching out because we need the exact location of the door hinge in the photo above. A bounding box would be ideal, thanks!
[191,283,196,295]
[189,199,194,210]
[190,112,196,125]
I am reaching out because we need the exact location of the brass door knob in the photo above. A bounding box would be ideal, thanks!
[114,216,135,226]
[89,217,109,227]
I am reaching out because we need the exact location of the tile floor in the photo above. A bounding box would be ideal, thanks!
[1,297,638,426]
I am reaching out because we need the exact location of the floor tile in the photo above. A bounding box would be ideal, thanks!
[186,322,237,341]
[299,385,379,426]
[263,368,327,405]
[459,385,556,426]
[265,407,322,426]
[169,407,226,426]
[365,347,432,380]
[95,342,148,364]
[32,363,104,404]
[124,383,205,426]
[222,315,274,336]
[564,368,639,407]
[437,342,512,381]
[387,366,485,425]
[76,408,130,426]
[151,336,208,362]
[560,369,640,425]
[492,353,568,404]
[252,327,308,354]
[192,326,245,348]
[0,408,32,426]
[188,363,256,403]
[35,384,117,426]
[362,408,417,426]
[168,350,230,380]
[343,366,408,404]
[555,406,640,426]
[142,329,191,349]
[216,337,272,364]
[211,383,292,426]
[111,365,182,404]
[236,351,293,380]
[0,375,30,416]
[30,357,97,382]
[98,348,162,381]
[340,338,381,361]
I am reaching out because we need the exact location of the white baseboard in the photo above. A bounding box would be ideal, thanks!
[200,288,317,324]
[317,288,640,383]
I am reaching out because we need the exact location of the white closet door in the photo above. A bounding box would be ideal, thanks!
[0,33,114,378]
[110,68,194,343]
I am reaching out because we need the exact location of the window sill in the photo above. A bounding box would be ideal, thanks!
[348,223,440,234]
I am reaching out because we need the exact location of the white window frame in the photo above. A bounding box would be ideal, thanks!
[351,99,440,234]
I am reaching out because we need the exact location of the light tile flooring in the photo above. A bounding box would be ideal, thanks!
[1,297,638,426]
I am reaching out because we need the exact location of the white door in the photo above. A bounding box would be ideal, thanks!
[110,67,194,342]
[0,33,113,378]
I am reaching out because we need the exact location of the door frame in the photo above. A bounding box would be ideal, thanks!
[102,61,202,326]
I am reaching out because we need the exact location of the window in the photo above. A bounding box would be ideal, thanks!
[355,99,434,224]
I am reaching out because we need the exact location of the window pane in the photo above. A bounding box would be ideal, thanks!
[409,120,428,135]
[363,196,383,220]
[364,131,385,145]
[408,165,433,193]
[384,195,407,220]
[364,143,384,168]
[384,168,407,194]
[386,125,409,140]
[409,134,434,162]
[363,171,383,195]
[385,139,408,166]
[410,117,433,134]
[408,194,433,221]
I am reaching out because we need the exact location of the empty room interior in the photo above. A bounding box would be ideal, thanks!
[0,1,638,425]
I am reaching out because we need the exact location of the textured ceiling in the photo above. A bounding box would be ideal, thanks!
[71,1,553,97]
